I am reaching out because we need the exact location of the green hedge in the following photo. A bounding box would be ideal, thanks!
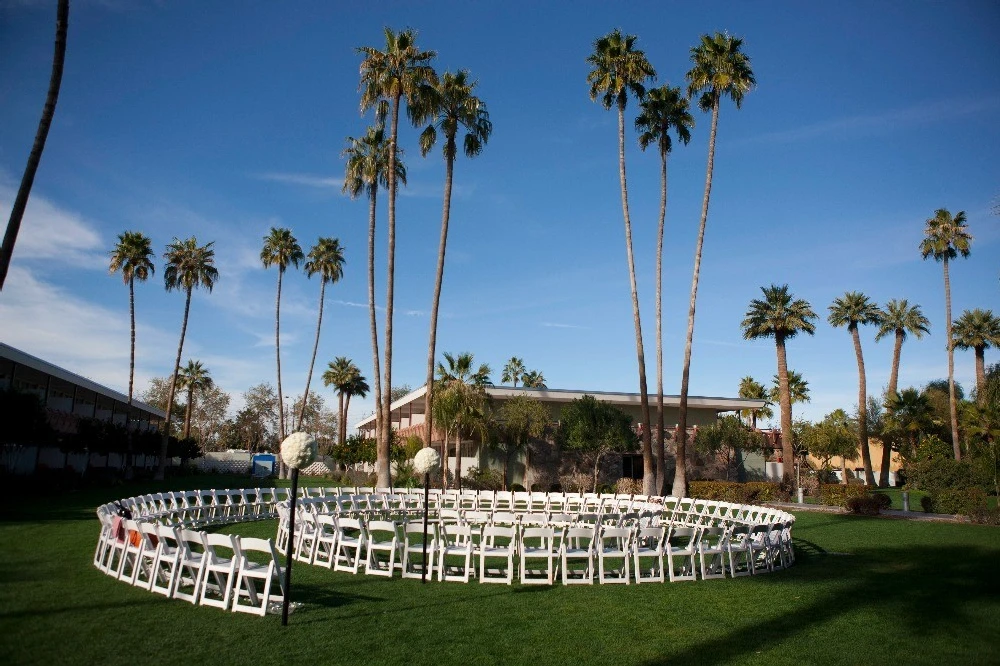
[817,484,871,508]
[688,480,789,503]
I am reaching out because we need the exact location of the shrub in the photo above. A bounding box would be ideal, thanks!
[615,478,643,495]
[935,487,988,516]
[511,483,526,492]
[559,473,592,494]
[818,484,870,508]
[687,480,788,503]
[971,506,1000,526]
[921,495,936,513]
[462,466,503,491]
[871,492,893,510]
[846,495,883,516]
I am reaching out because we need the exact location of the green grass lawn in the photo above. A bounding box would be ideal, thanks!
[1,475,998,665]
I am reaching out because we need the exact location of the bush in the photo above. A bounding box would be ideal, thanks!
[971,506,1000,526]
[846,495,883,516]
[688,480,789,503]
[921,495,936,513]
[511,483,526,492]
[935,487,988,516]
[871,492,893,510]
[615,478,643,495]
[462,466,503,491]
[818,484,870,508]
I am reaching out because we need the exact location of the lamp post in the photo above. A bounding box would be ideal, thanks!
[279,431,316,626]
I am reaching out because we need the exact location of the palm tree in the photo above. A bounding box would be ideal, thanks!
[108,231,155,406]
[435,351,491,488]
[501,357,526,388]
[953,308,1000,400]
[675,32,756,498]
[178,360,212,440]
[875,298,930,485]
[741,285,817,486]
[886,388,933,459]
[829,291,883,485]
[920,208,972,460]
[737,376,772,429]
[157,237,218,479]
[342,371,370,444]
[522,371,547,389]
[358,27,438,488]
[586,29,657,494]
[635,83,694,493]
[0,0,69,291]
[261,227,303,447]
[298,237,346,429]
[323,357,356,446]
[418,69,492,453]
[342,126,407,464]
[769,371,810,410]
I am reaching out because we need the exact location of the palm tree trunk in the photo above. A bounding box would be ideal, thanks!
[367,189,384,467]
[337,392,345,445]
[615,104,654,494]
[344,392,353,442]
[379,93,402,489]
[880,329,904,486]
[298,281,327,431]
[655,150,667,495]
[943,257,961,460]
[183,385,193,440]
[275,269,285,443]
[975,346,986,402]
[423,151,456,450]
[156,288,192,480]
[842,456,849,485]
[127,277,136,404]
[673,96,720,498]
[455,434,463,490]
[851,327,875,485]
[442,431,449,490]
[0,0,68,291]
[775,334,795,486]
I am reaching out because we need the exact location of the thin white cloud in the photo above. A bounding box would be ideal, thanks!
[255,173,345,189]
[0,184,106,270]
[541,322,590,330]
[334,299,383,312]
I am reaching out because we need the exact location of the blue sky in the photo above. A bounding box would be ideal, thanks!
[1,0,998,432]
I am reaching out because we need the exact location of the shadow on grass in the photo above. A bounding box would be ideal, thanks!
[0,597,164,620]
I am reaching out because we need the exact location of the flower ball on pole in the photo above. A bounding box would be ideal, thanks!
[412,447,440,584]
[279,432,316,625]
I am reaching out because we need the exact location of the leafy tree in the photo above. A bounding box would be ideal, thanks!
[158,237,218,479]
[799,409,858,483]
[177,359,212,441]
[587,29,656,495]
[737,376,772,428]
[693,414,768,480]
[139,377,185,436]
[358,27,438,488]
[290,391,338,454]
[952,308,1000,400]
[922,379,964,443]
[557,395,639,492]
[636,83,694,494]
[489,394,550,490]
[298,237,345,429]
[521,370,546,389]
[886,388,934,461]
[920,208,972,460]
[742,284,817,485]
[389,384,412,403]
[188,382,230,452]
[963,364,1000,497]
[435,352,491,488]
[0,0,68,290]
[875,298,930,485]
[501,357,526,387]
[261,226,303,445]
[675,32,755,499]
[108,231,155,405]
[323,357,359,445]
[829,291,883,485]
[418,69,492,452]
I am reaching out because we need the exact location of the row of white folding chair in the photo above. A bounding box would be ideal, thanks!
[107,488,284,530]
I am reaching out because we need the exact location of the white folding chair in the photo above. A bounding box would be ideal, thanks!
[749,524,772,574]
[232,537,284,616]
[333,517,367,574]
[366,520,403,577]
[666,526,699,582]
[479,525,515,584]
[132,522,161,590]
[174,529,210,604]
[633,525,666,583]
[698,527,728,580]
[116,519,145,582]
[726,524,753,577]
[561,525,596,585]
[597,526,632,584]
[519,526,556,585]
[313,514,339,568]
[493,491,513,511]
[150,524,183,597]
[438,523,476,583]
[294,511,320,564]
[199,533,240,610]
[512,491,530,512]
[402,521,438,580]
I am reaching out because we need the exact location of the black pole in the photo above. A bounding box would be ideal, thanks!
[282,467,298,626]
[421,471,429,584]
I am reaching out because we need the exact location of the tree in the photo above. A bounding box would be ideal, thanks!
[672,32,756,499]
[0,0,69,291]
[431,381,463,489]
[875,298,930,485]
[108,231,155,406]
[298,237,345,430]
[829,291,883,485]
[260,227,303,448]
[800,410,858,483]
[177,360,212,441]
[693,414,768,480]
[920,208,972,460]
[586,29,656,494]
[389,384,412,402]
[343,125,406,473]
[922,379,964,444]
[436,351,491,489]
[741,285,817,485]
[490,394,550,490]
[290,391,339,454]
[342,371,370,445]
[188,383,230,452]
[157,237,218,479]
[418,69,492,454]
[557,395,639,492]
[963,364,1000,498]
[522,370,547,389]
[501,357,526,388]
[323,357,357,446]
[768,370,810,407]
[737,376,772,428]
[952,308,1000,400]
[358,27,438,488]
[885,388,934,461]
[636,83,694,494]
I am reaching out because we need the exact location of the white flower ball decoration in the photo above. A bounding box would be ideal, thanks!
[413,447,441,475]
[280,432,318,470]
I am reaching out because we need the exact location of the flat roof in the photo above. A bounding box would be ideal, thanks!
[1,342,166,417]
[354,384,765,429]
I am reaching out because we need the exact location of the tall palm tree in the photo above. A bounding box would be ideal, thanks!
[769,370,811,407]
[343,126,407,466]
[501,357,526,388]
[920,208,972,460]
[358,27,438,488]
[586,29,657,494]
[436,351,491,488]
[737,376,772,428]
[298,237,345,429]
[418,69,492,452]
[157,237,218,479]
[953,308,1000,400]
[522,370,547,389]
[0,0,69,291]
[635,83,694,493]
[323,357,356,446]
[178,360,212,440]
[874,299,930,485]
[676,32,755,498]
[886,388,933,458]
[261,227,303,447]
[108,231,155,406]
[829,291,883,485]
[342,371,370,444]
[741,285,817,486]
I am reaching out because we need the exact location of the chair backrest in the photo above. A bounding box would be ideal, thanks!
[203,532,239,562]
[482,524,516,543]
[492,511,518,526]
[600,526,632,545]
[668,526,699,548]
[178,528,206,556]
[367,520,399,542]
[635,525,665,550]
[463,510,491,525]
[237,537,281,571]
[564,526,596,549]
[520,526,554,549]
